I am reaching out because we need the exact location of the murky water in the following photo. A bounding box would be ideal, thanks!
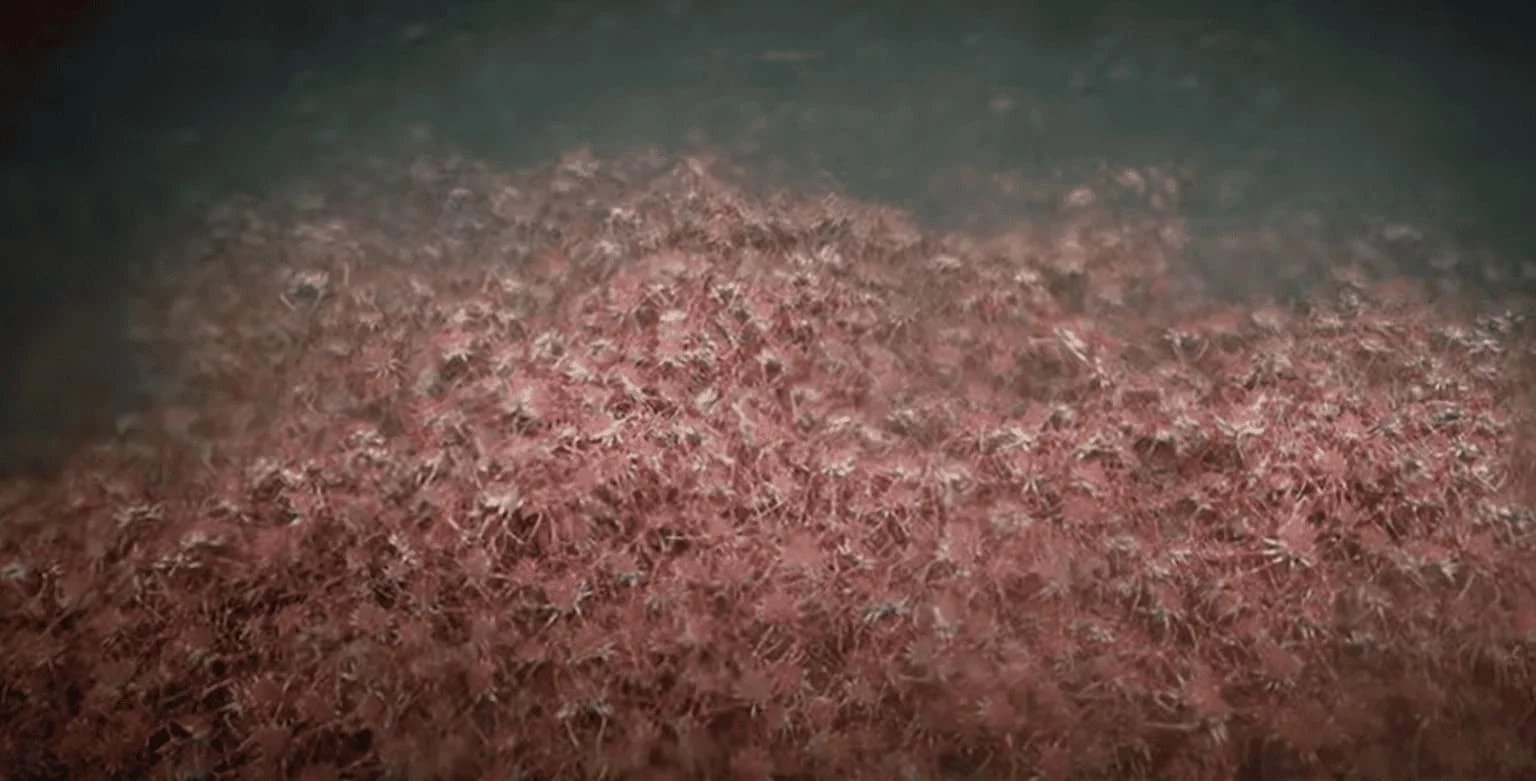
[1,0,1533,466]
[10,2,1534,237]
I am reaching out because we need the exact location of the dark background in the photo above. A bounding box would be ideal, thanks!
[1,0,1533,473]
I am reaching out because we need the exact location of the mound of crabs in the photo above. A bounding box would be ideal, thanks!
[2,148,1534,780]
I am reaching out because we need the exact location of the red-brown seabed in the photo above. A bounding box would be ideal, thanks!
[3,149,1535,780]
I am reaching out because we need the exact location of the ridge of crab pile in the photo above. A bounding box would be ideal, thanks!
[2,149,1534,780]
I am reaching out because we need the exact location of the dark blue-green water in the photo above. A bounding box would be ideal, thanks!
[10,2,1535,238]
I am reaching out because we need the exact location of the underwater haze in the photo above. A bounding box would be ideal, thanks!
[1,0,1534,470]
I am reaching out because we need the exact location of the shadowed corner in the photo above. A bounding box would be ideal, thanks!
[0,0,142,480]
[0,262,150,481]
